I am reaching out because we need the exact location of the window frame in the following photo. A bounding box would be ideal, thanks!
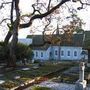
[74,51,77,57]
[61,50,64,56]
[67,51,70,56]
[55,50,58,55]
[36,51,38,57]
[41,52,43,57]
[50,52,52,56]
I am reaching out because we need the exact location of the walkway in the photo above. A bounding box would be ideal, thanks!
[39,81,75,90]
[24,81,90,90]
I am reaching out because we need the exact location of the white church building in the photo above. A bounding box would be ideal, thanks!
[33,46,84,61]
[25,33,88,61]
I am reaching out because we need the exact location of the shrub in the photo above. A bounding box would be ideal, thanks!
[0,42,33,64]
[0,43,9,63]
[34,60,41,63]
[15,43,33,62]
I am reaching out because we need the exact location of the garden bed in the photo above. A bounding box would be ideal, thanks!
[0,62,77,90]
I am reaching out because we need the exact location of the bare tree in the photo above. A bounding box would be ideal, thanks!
[0,0,90,67]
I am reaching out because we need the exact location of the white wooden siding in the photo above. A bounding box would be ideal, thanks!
[33,47,51,61]
[60,46,82,60]
[33,46,88,61]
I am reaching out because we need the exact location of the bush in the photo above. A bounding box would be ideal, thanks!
[15,43,33,62]
[31,86,51,90]
[0,43,9,63]
[0,42,33,63]
[34,60,41,63]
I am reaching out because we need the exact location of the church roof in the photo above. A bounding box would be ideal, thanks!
[32,44,50,50]
[27,34,84,47]
[84,31,90,49]
[60,34,84,46]
[84,31,90,40]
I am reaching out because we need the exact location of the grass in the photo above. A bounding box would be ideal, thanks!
[61,74,78,83]
[31,86,51,90]
[0,62,77,89]
[4,62,76,79]
[17,62,75,77]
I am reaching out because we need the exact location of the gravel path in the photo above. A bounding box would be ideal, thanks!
[24,81,90,90]
[38,81,75,90]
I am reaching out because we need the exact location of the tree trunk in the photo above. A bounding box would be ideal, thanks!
[9,24,18,67]
[4,31,12,45]
[8,0,20,67]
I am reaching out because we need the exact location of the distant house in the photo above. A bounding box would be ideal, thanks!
[27,33,88,61]
[18,38,32,45]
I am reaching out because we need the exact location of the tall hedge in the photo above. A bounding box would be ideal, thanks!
[15,43,33,62]
[0,42,33,63]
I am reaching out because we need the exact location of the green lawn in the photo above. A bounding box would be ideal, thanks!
[0,62,77,89]
[4,62,76,79]
[31,86,51,90]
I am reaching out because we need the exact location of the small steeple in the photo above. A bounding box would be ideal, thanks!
[56,23,59,35]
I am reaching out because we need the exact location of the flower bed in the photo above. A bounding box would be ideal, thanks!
[0,80,18,90]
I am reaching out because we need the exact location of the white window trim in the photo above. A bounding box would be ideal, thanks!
[61,50,64,56]
[67,50,70,57]
[74,51,77,57]
[55,50,58,55]
[36,51,38,57]
[41,52,43,57]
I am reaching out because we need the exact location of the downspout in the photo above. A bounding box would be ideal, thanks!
[82,33,85,47]
[59,46,61,60]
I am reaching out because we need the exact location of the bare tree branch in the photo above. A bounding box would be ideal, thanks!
[79,0,90,5]
[32,4,42,14]
[0,2,11,9]
[0,18,10,25]
[10,0,14,24]
[48,0,52,11]
[43,17,51,35]
[20,0,70,28]
[77,0,90,10]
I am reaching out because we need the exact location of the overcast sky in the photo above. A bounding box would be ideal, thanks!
[18,0,90,38]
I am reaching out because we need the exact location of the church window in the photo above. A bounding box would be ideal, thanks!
[55,50,58,55]
[41,52,43,57]
[74,51,77,56]
[61,50,64,56]
[36,52,38,57]
[67,51,70,56]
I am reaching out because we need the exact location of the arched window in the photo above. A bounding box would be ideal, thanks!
[67,51,70,56]
[50,52,52,56]
[41,52,43,57]
[36,51,38,57]
[55,50,58,55]
[61,50,64,56]
[74,51,77,56]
